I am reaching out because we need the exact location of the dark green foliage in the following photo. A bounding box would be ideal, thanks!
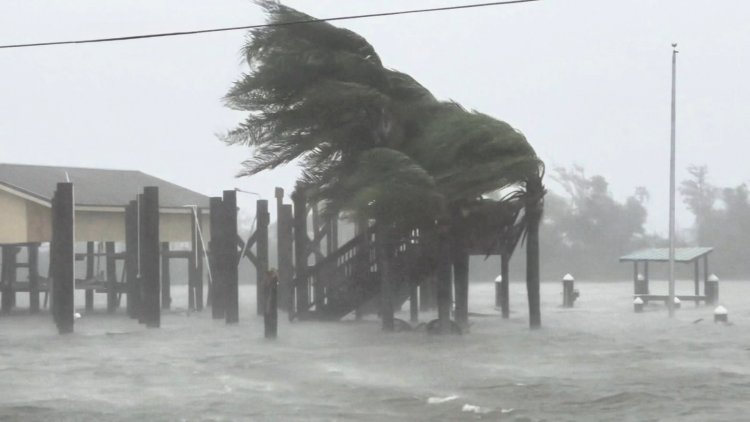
[542,166,653,278]
[681,166,750,277]
[224,1,543,262]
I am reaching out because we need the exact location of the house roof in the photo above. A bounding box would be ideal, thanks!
[619,247,713,263]
[0,163,210,209]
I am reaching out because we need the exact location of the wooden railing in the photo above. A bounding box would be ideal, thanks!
[296,225,429,320]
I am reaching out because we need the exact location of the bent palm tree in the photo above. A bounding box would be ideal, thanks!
[224,1,546,328]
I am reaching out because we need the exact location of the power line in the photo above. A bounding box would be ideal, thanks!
[0,0,541,50]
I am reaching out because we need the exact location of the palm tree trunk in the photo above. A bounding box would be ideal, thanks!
[525,177,543,329]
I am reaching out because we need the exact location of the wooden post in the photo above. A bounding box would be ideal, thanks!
[85,241,95,311]
[106,241,117,313]
[274,188,286,311]
[562,274,576,307]
[264,270,279,339]
[28,243,40,313]
[644,261,650,294]
[632,261,638,295]
[222,190,239,325]
[500,252,510,319]
[409,279,419,324]
[354,215,370,320]
[160,242,171,310]
[1,247,16,313]
[292,189,309,315]
[125,200,139,318]
[140,187,160,328]
[209,197,225,319]
[52,183,75,334]
[703,254,709,301]
[377,225,394,332]
[311,203,323,311]
[453,251,470,329]
[189,208,204,312]
[436,237,452,333]
[694,259,700,306]
[256,200,270,316]
[277,204,294,316]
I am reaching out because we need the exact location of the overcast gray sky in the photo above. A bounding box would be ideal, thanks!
[1,0,748,235]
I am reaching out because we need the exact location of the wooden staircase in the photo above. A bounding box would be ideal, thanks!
[298,227,430,320]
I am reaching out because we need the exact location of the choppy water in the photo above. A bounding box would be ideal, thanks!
[1,280,749,421]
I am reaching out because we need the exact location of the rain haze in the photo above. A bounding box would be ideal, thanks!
[2,0,749,232]
[1,1,750,421]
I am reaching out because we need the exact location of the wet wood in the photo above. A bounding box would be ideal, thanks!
[51,183,75,334]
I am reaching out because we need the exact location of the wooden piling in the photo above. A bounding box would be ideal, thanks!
[311,203,323,311]
[106,241,117,313]
[139,186,160,328]
[223,190,239,325]
[453,251,469,329]
[28,243,40,313]
[51,183,75,334]
[409,279,419,324]
[525,180,542,330]
[435,243,452,333]
[209,197,225,319]
[1,247,17,313]
[256,200,270,316]
[85,241,95,311]
[377,226,395,332]
[264,270,279,339]
[279,204,294,316]
[193,208,205,311]
[125,200,139,318]
[160,242,171,310]
[292,189,309,314]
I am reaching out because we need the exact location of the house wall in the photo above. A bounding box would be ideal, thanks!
[26,201,52,242]
[76,210,210,242]
[0,189,29,243]
[2,189,211,245]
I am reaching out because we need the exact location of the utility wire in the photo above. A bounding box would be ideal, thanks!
[0,0,541,50]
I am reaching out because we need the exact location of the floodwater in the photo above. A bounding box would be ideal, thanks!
[1,279,749,421]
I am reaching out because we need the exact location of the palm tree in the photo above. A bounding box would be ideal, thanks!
[224,1,546,329]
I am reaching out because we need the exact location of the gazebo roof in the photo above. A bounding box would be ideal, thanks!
[619,247,713,263]
[0,163,209,209]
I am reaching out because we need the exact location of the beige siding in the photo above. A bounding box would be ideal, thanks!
[75,210,125,241]
[0,189,29,243]
[2,187,211,244]
[26,201,52,243]
[160,212,210,242]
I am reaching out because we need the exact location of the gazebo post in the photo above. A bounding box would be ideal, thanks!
[703,254,710,304]
[644,262,650,294]
[632,261,638,295]
[693,259,700,306]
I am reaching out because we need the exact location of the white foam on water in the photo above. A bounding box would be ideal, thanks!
[462,403,490,414]
[427,395,458,404]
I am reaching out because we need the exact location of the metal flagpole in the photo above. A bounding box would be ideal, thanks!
[668,43,678,317]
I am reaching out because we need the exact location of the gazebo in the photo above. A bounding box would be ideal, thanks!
[619,247,715,305]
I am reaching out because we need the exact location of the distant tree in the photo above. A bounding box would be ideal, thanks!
[549,166,651,277]
[679,165,717,245]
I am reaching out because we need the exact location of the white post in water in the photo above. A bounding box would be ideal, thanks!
[668,43,679,318]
